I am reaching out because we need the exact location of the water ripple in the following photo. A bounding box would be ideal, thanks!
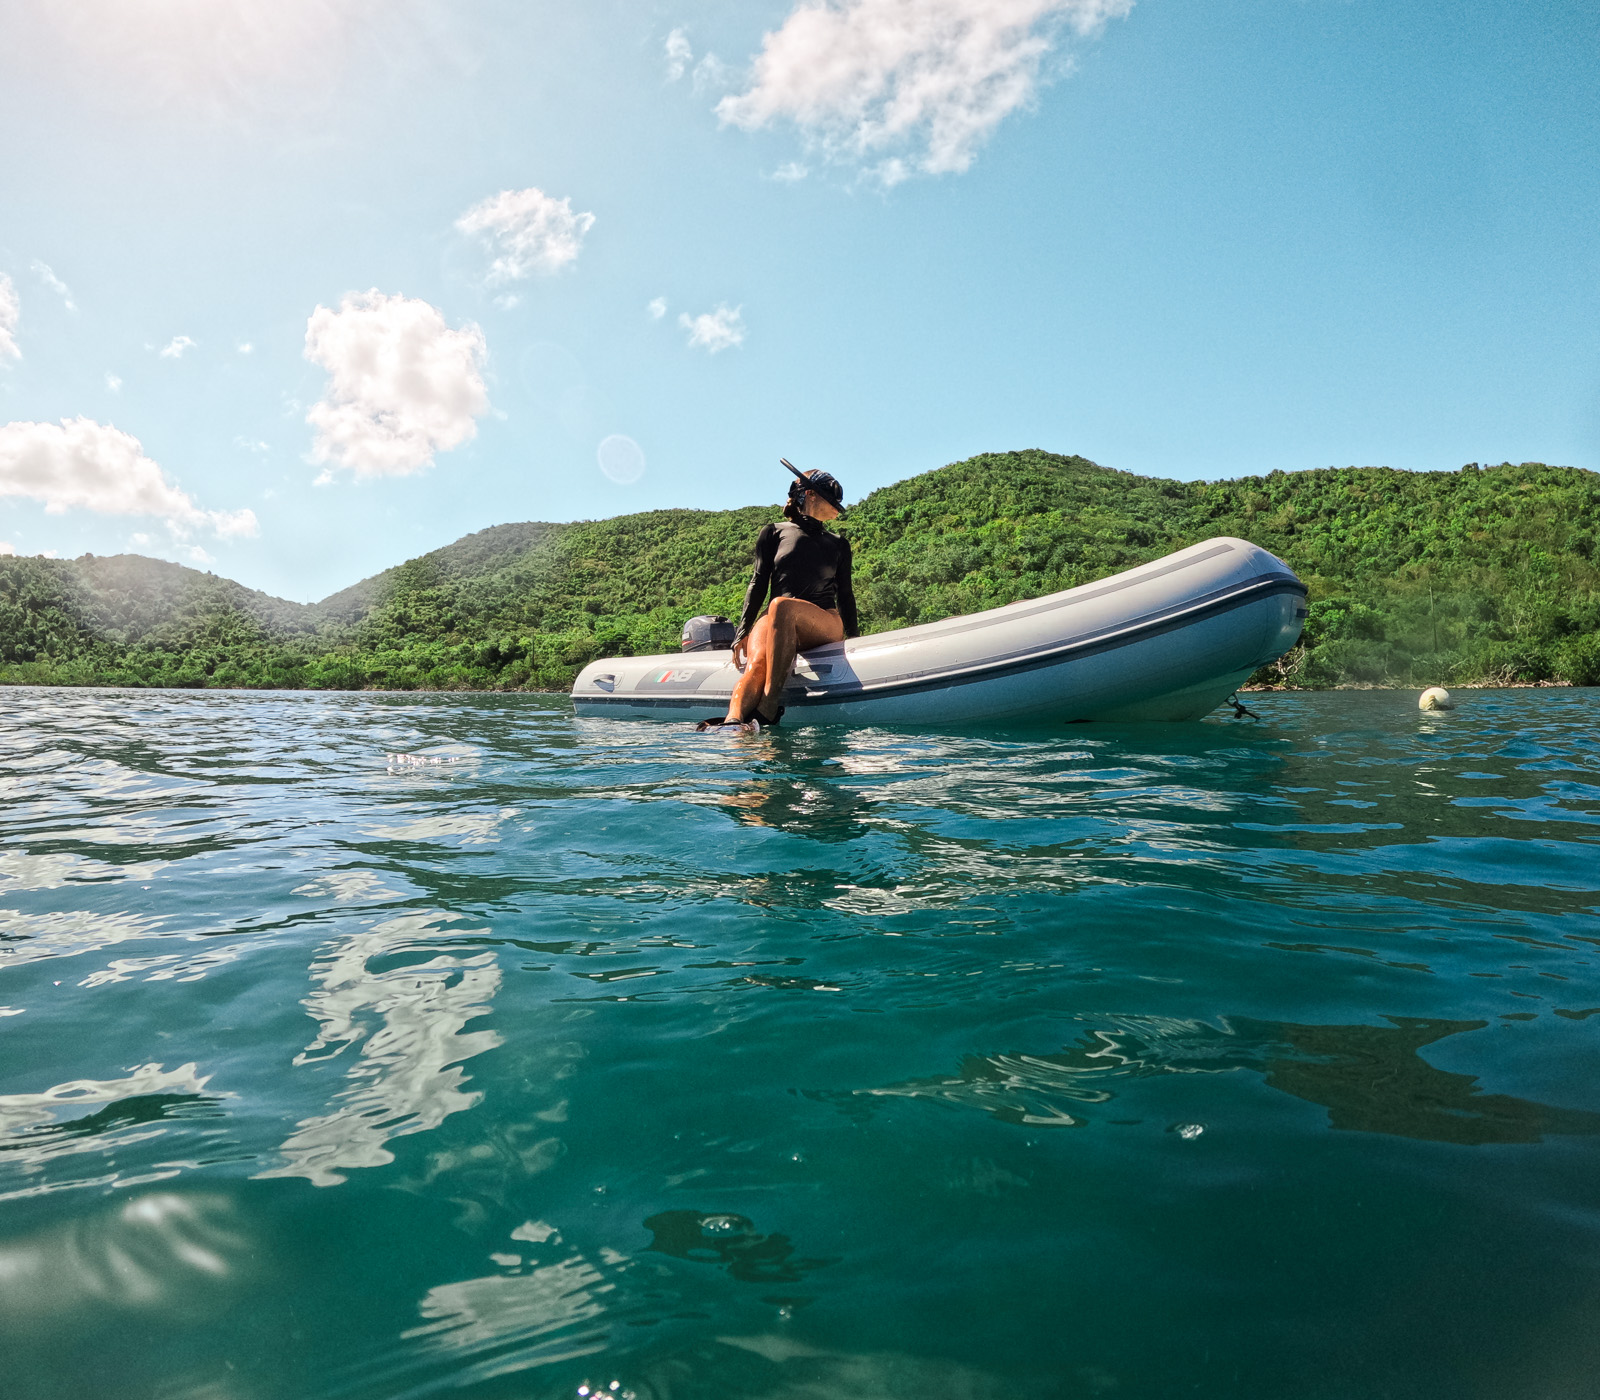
[1,686,1598,1399]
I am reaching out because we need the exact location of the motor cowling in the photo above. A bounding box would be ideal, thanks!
[681,615,736,653]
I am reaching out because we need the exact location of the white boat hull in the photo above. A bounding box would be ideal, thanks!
[571,537,1307,727]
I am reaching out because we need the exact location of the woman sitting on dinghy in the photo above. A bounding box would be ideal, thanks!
[697,461,858,732]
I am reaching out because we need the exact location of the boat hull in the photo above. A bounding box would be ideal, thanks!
[571,537,1307,727]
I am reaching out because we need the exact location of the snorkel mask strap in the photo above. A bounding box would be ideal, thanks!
[781,458,810,513]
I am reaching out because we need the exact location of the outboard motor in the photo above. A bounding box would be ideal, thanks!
[681,615,736,653]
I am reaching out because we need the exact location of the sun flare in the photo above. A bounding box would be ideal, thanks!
[43,0,375,109]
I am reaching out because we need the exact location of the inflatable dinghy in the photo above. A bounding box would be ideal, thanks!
[571,537,1307,727]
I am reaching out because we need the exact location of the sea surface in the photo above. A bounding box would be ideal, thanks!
[3,687,1599,1400]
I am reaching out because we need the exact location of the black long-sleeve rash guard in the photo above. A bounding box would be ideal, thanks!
[734,517,859,644]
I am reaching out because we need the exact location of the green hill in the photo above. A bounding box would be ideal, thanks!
[3,450,1598,691]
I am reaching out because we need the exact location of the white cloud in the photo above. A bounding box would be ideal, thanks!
[693,53,730,93]
[31,261,76,313]
[303,290,489,479]
[158,335,197,359]
[237,341,254,355]
[717,0,1134,179]
[455,187,595,284]
[105,372,122,392]
[0,275,19,361]
[647,296,668,320]
[0,541,13,556]
[771,161,810,182]
[186,545,215,566]
[877,156,911,186]
[0,418,258,539]
[679,304,745,353]
[130,533,151,547]
[234,436,269,454]
[666,27,693,81]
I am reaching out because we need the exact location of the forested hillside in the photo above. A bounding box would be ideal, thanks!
[3,450,1598,691]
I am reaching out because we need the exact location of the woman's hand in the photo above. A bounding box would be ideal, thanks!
[731,636,749,672]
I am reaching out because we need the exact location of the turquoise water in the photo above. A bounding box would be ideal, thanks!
[3,688,1599,1400]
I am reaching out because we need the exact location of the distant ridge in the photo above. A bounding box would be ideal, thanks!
[3,450,1598,690]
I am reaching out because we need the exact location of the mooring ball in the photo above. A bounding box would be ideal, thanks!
[1418,686,1453,711]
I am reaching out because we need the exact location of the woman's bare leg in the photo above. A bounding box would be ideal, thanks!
[755,598,844,720]
[726,616,773,722]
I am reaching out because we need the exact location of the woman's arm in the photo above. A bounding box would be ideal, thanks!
[733,525,777,645]
[836,535,859,638]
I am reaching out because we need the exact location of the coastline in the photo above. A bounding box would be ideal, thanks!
[1243,678,1578,693]
[4,677,1587,696]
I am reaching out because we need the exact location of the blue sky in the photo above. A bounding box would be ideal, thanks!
[1,0,1596,602]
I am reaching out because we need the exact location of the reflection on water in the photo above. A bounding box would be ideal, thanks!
[1261,1016,1600,1144]
[363,806,517,845]
[0,1063,224,1198]
[827,1013,1600,1144]
[0,907,166,971]
[713,733,872,843]
[257,913,502,1187]
[291,868,406,904]
[0,849,168,892]
[643,1211,836,1286]
[1,688,1599,1400]
[407,1255,612,1383]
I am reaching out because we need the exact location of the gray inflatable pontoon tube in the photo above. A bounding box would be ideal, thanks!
[571,536,1308,727]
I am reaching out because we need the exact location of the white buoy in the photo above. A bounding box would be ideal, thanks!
[1418,686,1453,711]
